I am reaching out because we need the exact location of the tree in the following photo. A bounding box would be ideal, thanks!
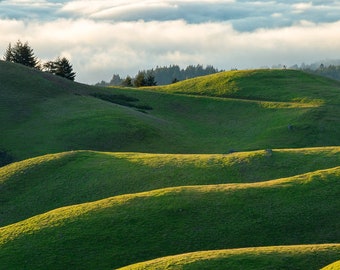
[3,43,13,62]
[145,73,157,86]
[110,74,123,85]
[122,76,133,87]
[55,57,76,81]
[4,40,39,68]
[43,60,58,74]
[44,57,76,81]
[134,72,146,87]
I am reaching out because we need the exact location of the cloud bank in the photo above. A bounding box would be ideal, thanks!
[1,1,340,83]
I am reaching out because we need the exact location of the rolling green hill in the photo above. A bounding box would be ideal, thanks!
[0,167,339,269]
[118,244,340,270]
[0,61,339,269]
[153,69,340,104]
[1,147,340,227]
[1,61,340,162]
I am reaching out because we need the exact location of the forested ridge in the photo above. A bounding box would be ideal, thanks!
[96,64,222,86]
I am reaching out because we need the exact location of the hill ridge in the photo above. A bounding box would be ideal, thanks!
[150,69,340,104]
[118,244,340,270]
[1,166,338,268]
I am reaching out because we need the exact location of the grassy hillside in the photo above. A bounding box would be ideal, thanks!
[1,61,340,162]
[153,69,340,104]
[1,61,339,269]
[119,244,340,270]
[1,147,340,227]
[113,69,340,150]
[0,167,339,269]
[0,61,171,160]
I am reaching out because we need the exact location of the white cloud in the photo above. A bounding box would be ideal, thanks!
[2,18,340,84]
[1,1,340,83]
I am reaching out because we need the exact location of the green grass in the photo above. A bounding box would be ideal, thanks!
[1,61,339,269]
[118,244,340,270]
[1,61,340,161]
[0,167,339,269]
[152,69,340,104]
[1,147,340,227]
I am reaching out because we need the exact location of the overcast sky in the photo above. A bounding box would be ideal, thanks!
[1,0,340,84]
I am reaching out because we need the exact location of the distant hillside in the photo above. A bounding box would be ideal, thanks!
[153,69,340,103]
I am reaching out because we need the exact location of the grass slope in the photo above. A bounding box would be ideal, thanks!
[1,61,340,161]
[112,69,340,151]
[1,147,340,226]
[1,62,339,269]
[119,244,340,270]
[153,69,340,104]
[0,61,169,160]
[0,167,339,269]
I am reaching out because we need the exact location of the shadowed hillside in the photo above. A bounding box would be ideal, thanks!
[2,61,340,162]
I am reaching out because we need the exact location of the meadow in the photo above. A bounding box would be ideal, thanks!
[0,60,339,269]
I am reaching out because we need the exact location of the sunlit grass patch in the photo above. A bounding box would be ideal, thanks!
[119,244,340,270]
[1,147,339,226]
[0,166,339,269]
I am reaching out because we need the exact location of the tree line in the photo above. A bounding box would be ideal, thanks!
[3,40,76,81]
[96,64,222,87]
[272,61,340,81]
[300,63,340,81]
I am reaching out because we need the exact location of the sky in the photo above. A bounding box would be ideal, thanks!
[1,0,340,84]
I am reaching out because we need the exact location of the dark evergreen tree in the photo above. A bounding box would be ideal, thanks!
[3,43,13,62]
[55,57,76,81]
[9,40,39,68]
[43,60,58,74]
[122,76,133,87]
[145,73,157,86]
[134,72,146,87]
[44,57,76,81]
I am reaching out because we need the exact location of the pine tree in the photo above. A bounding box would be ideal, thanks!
[43,60,58,74]
[145,73,157,86]
[134,72,146,87]
[122,76,133,87]
[3,43,13,62]
[9,40,39,68]
[44,57,76,81]
[54,57,76,81]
